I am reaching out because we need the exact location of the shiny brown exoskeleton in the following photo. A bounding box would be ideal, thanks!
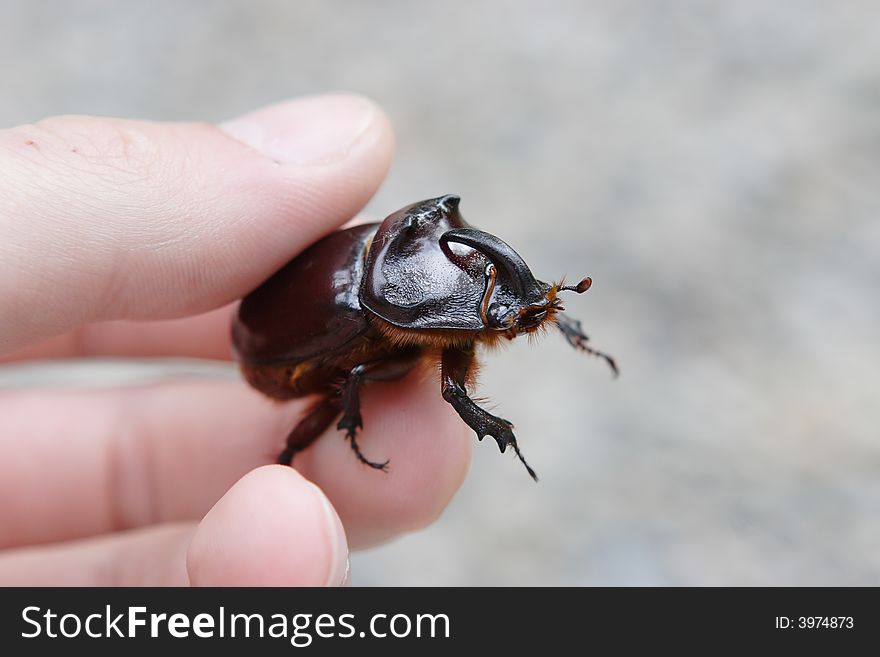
[232,195,616,480]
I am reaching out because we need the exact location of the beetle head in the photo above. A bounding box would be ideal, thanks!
[440,228,592,336]
[360,195,592,338]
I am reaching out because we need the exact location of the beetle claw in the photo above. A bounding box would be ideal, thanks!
[487,422,537,481]
[514,444,538,482]
[347,435,390,471]
[555,313,618,377]
[492,432,511,454]
[498,431,538,481]
[491,428,538,481]
[339,417,390,471]
[492,421,516,454]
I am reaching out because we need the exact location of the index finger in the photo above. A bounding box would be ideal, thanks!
[0,306,234,363]
[0,95,393,355]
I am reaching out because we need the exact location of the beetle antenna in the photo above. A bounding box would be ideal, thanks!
[557,277,592,294]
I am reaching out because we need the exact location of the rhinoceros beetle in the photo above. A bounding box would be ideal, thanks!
[232,195,616,480]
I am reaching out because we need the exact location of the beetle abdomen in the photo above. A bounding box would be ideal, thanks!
[232,223,378,366]
[238,361,324,400]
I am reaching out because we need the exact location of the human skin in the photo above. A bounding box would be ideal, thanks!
[0,95,472,586]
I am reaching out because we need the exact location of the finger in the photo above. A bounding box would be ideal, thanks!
[0,213,380,364]
[294,365,473,549]
[0,380,299,550]
[0,94,394,355]
[0,306,234,363]
[0,467,347,586]
[0,373,471,550]
[187,465,348,586]
[0,524,193,586]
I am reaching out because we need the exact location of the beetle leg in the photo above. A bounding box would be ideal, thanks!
[555,313,618,377]
[441,346,537,481]
[338,365,388,471]
[277,395,342,466]
[337,350,423,471]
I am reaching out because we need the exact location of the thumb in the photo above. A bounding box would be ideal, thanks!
[187,466,349,586]
[0,95,393,354]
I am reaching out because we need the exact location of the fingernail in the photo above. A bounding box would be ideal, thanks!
[220,95,376,165]
[307,482,350,587]
[341,558,352,587]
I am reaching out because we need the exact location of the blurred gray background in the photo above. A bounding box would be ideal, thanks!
[1,0,878,585]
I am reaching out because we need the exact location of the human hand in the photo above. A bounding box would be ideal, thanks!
[0,95,472,586]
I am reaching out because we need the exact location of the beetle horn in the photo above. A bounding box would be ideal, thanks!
[438,194,460,213]
[440,228,544,299]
